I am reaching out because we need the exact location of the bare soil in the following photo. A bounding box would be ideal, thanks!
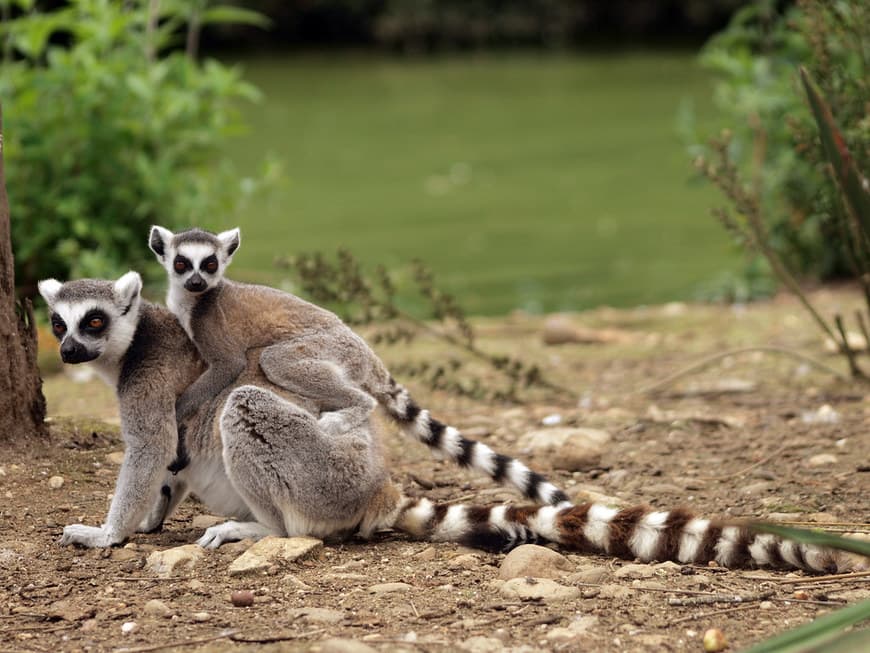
[1,289,868,653]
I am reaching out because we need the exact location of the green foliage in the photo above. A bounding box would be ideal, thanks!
[0,0,277,295]
[743,522,870,652]
[687,0,870,284]
[278,248,574,403]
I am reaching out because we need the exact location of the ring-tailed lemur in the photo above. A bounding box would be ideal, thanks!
[148,225,569,507]
[38,274,862,574]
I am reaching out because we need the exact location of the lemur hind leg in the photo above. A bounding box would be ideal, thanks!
[259,343,376,435]
[216,385,387,546]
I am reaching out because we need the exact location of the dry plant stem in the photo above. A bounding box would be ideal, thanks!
[113,630,238,653]
[633,345,849,395]
[834,313,865,378]
[144,0,160,62]
[697,443,790,482]
[396,311,576,400]
[780,570,870,584]
[667,590,774,606]
[856,310,870,352]
[669,602,759,625]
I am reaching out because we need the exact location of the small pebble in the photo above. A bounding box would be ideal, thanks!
[48,476,64,490]
[542,413,562,426]
[192,612,211,622]
[231,590,255,607]
[143,599,171,618]
[760,601,774,609]
[793,590,810,600]
[121,621,138,634]
[703,628,727,652]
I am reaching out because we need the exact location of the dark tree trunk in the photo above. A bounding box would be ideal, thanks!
[0,103,47,442]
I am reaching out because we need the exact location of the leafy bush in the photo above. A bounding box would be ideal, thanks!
[687,0,869,284]
[0,0,276,296]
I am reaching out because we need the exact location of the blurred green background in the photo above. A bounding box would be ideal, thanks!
[14,0,858,317]
[228,52,734,315]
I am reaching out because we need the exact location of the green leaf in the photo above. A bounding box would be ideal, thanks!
[799,66,870,236]
[749,521,870,557]
[742,602,870,653]
[200,6,271,29]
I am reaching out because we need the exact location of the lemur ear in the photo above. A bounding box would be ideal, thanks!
[217,227,241,258]
[149,225,173,260]
[38,279,62,307]
[113,271,142,312]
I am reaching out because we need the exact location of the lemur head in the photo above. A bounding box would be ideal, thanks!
[149,226,241,294]
[38,272,143,364]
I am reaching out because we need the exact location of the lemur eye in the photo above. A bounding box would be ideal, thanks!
[52,322,66,336]
[174,260,188,273]
[88,317,104,330]
[204,260,218,274]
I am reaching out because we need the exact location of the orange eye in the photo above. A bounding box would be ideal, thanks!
[205,261,218,274]
[89,317,104,329]
[52,322,66,336]
[174,261,187,272]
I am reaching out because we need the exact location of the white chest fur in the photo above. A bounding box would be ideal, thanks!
[167,286,197,339]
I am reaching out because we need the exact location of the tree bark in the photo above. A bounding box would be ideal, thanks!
[0,103,47,442]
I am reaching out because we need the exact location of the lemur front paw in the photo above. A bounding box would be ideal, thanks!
[59,524,122,548]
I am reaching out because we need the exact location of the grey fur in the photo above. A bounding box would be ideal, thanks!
[39,273,393,548]
[149,225,570,507]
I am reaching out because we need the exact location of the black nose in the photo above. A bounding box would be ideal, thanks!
[60,338,97,364]
[184,274,207,292]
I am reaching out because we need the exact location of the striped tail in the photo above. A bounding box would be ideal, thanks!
[393,498,861,574]
[380,380,569,507]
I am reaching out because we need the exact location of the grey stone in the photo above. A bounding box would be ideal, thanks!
[317,638,379,653]
[516,427,611,471]
[499,577,580,602]
[368,582,413,594]
[287,607,345,624]
[498,544,574,580]
[614,563,655,579]
[228,536,322,576]
[146,545,204,577]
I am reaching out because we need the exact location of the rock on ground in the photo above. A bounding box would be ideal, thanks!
[498,544,574,580]
[314,639,378,653]
[228,536,322,576]
[516,427,611,471]
[499,577,580,602]
[146,545,204,577]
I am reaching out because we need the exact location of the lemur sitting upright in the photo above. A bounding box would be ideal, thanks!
[38,273,856,574]
[148,225,569,507]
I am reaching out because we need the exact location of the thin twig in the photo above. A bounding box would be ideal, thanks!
[780,570,870,585]
[113,630,238,653]
[667,590,774,606]
[697,444,790,482]
[633,345,849,396]
[670,602,759,625]
[835,313,865,378]
[230,627,327,643]
[856,310,870,354]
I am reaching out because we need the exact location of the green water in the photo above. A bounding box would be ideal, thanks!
[226,52,737,315]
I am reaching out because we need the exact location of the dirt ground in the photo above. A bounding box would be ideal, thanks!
[1,288,868,653]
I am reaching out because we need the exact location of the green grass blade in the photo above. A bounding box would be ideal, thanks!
[748,521,870,557]
[799,66,870,234]
[741,601,870,653]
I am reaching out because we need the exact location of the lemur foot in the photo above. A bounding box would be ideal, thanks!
[59,524,122,548]
[196,521,274,549]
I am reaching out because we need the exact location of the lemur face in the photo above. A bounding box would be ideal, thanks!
[38,272,142,364]
[149,226,240,295]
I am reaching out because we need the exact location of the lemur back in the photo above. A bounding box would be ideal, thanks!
[150,226,570,507]
[39,274,864,574]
